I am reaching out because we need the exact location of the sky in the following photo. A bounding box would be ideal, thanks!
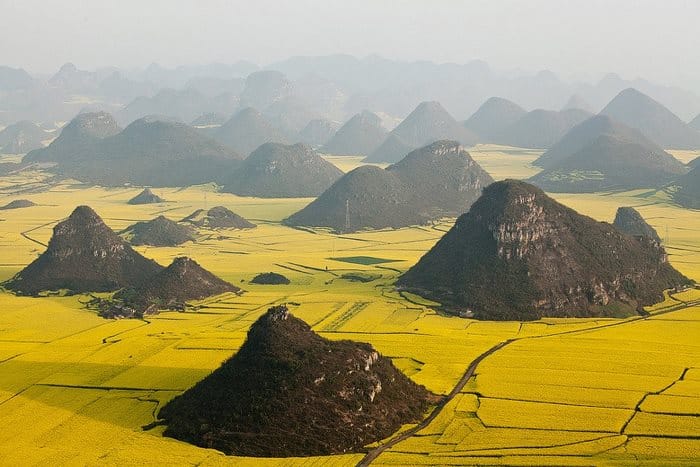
[2,0,699,91]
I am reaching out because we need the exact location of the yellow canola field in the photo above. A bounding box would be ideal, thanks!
[0,148,698,465]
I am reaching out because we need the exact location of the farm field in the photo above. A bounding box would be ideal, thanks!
[0,148,698,465]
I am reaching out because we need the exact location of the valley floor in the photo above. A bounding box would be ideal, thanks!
[0,146,698,465]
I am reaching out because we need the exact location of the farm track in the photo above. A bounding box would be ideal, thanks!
[358,294,700,466]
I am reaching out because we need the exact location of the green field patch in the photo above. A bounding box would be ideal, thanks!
[328,255,401,265]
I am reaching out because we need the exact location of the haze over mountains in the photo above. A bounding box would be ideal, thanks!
[4,56,700,133]
[0,121,50,154]
[365,101,476,163]
[529,115,688,192]
[29,114,242,186]
[600,88,700,149]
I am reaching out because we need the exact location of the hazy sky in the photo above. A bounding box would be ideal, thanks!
[2,0,699,90]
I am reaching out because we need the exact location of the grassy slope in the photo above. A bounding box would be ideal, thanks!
[0,148,698,465]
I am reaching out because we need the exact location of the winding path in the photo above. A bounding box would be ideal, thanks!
[357,290,700,466]
[357,339,514,466]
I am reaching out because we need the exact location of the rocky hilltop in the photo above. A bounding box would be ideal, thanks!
[285,140,493,232]
[112,257,239,314]
[613,207,661,241]
[180,206,256,229]
[398,180,690,320]
[4,206,162,295]
[120,215,195,247]
[158,305,432,456]
[221,142,343,197]
[127,188,165,205]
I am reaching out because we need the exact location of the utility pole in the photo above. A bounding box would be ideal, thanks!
[345,199,350,232]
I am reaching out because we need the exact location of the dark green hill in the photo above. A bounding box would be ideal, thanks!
[285,140,493,232]
[0,121,49,154]
[600,88,700,149]
[493,108,592,149]
[365,101,477,163]
[114,257,239,313]
[50,117,242,186]
[529,128,687,192]
[158,305,432,456]
[398,180,690,320]
[120,216,195,246]
[127,188,165,205]
[613,207,661,241]
[221,142,343,197]
[534,115,637,168]
[672,166,700,209]
[0,199,36,210]
[24,112,121,163]
[213,107,289,156]
[180,206,256,229]
[3,206,163,295]
[463,97,527,142]
[251,272,290,285]
[320,111,387,156]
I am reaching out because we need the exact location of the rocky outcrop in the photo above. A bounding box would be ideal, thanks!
[398,180,690,320]
[112,256,239,314]
[613,207,661,241]
[285,140,494,232]
[3,206,163,295]
[158,305,433,456]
